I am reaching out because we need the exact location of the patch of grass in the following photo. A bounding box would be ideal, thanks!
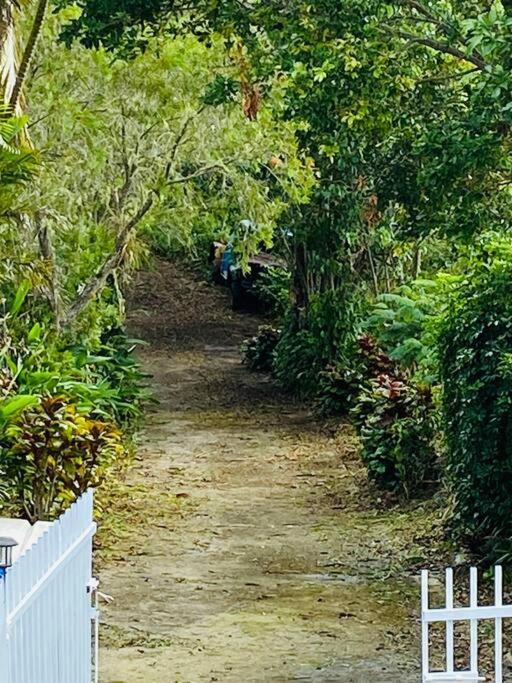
[94,471,195,566]
[101,623,174,649]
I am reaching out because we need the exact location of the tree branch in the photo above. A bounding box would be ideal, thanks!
[385,26,487,70]
[110,114,136,214]
[36,214,64,332]
[166,162,226,185]
[398,0,450,30]
[419,67,480,83]
[166,105,206,178]
[397,1,486,64]
[62,196,153,328]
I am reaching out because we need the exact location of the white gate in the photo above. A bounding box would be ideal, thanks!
[422,565,511,682]
[0,490,98,683]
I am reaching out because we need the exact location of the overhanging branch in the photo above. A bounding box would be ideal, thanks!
[62,154,229,330]
[62,196,153,329]
[384,26,487,70]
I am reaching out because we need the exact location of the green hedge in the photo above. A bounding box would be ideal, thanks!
[439,240,512,558]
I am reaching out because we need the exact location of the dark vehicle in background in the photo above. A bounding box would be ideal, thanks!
[210,241,283,311]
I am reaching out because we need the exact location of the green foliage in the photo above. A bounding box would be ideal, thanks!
[0,324,148,521]
[0,113,38,215]
[0,395,40,427]
[71,330,151,428]
[253,267,291,317]
[314,333,397,417]
[203,75,239,107]
[274,288,361,398]
[352,373,438,498]
[273,326,320,397]
[364,279,441,376]
[28,23,313,290]
[0,395,125,522]
[439,238,512,558]
[242,326,281,372]
[314,361,363,417]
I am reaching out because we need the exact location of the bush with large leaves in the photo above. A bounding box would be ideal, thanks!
[0,395,124,522]
[353,372,438,498]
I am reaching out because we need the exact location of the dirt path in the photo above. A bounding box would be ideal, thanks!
[98,260,420,682]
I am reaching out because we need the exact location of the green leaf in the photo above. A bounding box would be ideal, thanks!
[0,394,40,419]
[27,323,42,343]
[10,280,31,317]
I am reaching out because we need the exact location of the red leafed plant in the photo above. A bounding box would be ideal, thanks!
[1,395,125,522]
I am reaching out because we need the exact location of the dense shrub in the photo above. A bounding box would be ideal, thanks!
[253,267,291,317]
[242,326,281,372]
[342,335,439,497]
[314,361,363,416]
[439,240,512,557]
[352,373,438,497]
[0,396,125,522]
[314,334,397,415]
[274,288,360,399]
[273,325,323,396]
[72,329,151,429]
[0,278,149,520]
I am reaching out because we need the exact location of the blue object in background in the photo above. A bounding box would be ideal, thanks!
[220,245,234,281]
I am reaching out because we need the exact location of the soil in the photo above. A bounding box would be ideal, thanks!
[97,259,427,683]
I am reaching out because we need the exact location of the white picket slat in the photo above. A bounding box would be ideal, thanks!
[446,568,454,673]
[469,566,478,674]
[495,566,503,683]
[422,570,430,676]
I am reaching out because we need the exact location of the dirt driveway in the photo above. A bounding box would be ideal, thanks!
[98,260,420,682]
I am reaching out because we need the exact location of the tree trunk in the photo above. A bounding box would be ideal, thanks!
[291,241,308,329]
[37,217,64,331]
[0,0,17,106]
[9,0,48,112]
[62,196,153,329]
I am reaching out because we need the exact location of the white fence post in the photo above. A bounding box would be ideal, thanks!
[422,569,430,677]
[445,568,454,674]
[469,566,478,674]
[88,576,100,683]
[0,569,9,682]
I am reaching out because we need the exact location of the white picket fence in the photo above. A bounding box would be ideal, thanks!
[422,565,512,682]
[0,490,98,683]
